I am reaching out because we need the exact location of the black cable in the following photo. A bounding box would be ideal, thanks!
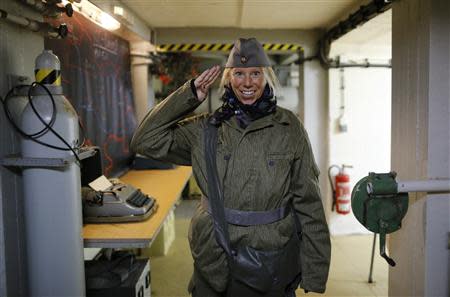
[1,82,82,165]
[28,82,82,164]
[2,84,55,138]
[2,85,56,143]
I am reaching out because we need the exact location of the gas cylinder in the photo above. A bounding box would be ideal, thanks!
[20,50,85,296]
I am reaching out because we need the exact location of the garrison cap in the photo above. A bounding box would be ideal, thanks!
[225,38,271,68]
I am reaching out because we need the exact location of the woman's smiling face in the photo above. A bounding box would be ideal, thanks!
[229,67,265,105]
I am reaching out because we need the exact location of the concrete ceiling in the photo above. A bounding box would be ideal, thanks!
[98,0,391,59]
[331,9,392,59]
[119,0,364,29]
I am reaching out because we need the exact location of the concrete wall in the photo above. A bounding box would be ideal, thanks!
[328,67,391,189]
[390,0,450,296]
[302,60,329,210]
[155,28,330,207]
[0,2,45,296]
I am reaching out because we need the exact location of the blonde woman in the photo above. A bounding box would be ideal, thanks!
[131,38,330,297]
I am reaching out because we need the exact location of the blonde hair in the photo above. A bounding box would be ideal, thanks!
[219,67,281,97]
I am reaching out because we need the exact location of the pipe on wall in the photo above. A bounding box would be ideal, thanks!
[315,0,394,68]
[130,41,155,123]
[0,8,67,38]
[0,8,40,31]
[19,0,74,17]
[329,57,392,68]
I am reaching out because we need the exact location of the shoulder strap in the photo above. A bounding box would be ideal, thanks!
[203,121,232,256]
[203,119,303,255]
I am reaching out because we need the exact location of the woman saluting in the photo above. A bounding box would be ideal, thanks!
[131,38,330,297]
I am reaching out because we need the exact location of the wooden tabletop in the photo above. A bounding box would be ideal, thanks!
[83,166,192,248]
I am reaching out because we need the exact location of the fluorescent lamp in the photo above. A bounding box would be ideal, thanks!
[62,0,121,31]
[113,6,124,17]
[99,11,121,30]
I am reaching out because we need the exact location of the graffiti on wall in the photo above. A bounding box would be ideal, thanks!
[45,12,136,177]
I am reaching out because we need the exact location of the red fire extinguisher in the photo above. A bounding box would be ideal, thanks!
[328,164,353,215]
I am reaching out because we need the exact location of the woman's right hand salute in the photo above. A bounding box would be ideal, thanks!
[194,65,221,101]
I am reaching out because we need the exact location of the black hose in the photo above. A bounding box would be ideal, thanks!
[28,82,82,163]
[1,82,83,165]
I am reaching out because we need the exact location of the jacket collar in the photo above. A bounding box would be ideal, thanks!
[272,108,290,125]
[223,107,290,133]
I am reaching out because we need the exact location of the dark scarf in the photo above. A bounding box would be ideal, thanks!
[210,84,277,128]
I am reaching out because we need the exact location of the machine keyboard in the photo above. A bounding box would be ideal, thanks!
[127,190,151,208]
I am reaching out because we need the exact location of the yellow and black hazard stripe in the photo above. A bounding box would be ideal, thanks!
[157,43,302,53]
[34,68,61,86]
[262,43,301,51]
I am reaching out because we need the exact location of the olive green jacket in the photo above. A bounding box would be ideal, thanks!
[130,81,331,293]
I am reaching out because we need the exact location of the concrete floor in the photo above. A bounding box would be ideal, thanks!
[149,200,388,297]
[300,236,388,297]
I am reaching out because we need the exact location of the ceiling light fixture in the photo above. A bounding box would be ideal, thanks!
[61,0,121,31]
[113,6,124,17]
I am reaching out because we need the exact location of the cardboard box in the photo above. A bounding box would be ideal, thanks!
[142,210,175,256]
[86,258,151,297]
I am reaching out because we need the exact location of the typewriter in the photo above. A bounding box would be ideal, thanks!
[82,178,158,223]
[80,148,157,223]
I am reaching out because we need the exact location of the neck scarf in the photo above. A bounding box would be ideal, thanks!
[211,84,277,128]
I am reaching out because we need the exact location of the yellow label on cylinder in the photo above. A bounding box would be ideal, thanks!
[35,68,61,86]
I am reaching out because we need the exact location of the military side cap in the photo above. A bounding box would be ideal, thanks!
[225,38,271,68]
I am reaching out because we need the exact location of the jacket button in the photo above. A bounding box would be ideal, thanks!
[269,160,275,166]
[224,155,231,161]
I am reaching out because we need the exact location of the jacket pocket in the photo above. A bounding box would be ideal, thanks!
[266,152,294,195]
[267,152,294,169]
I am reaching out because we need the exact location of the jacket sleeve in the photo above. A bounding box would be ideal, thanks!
[130,80,204,165]
[290,122,331,293]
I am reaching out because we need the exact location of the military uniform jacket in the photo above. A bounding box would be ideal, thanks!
[130,81,331,293]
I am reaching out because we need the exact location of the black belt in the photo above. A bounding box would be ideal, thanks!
[201,196,290,227]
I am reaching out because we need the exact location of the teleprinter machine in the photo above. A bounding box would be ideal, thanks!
[80,147,157,223]
[81,177,158,223]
